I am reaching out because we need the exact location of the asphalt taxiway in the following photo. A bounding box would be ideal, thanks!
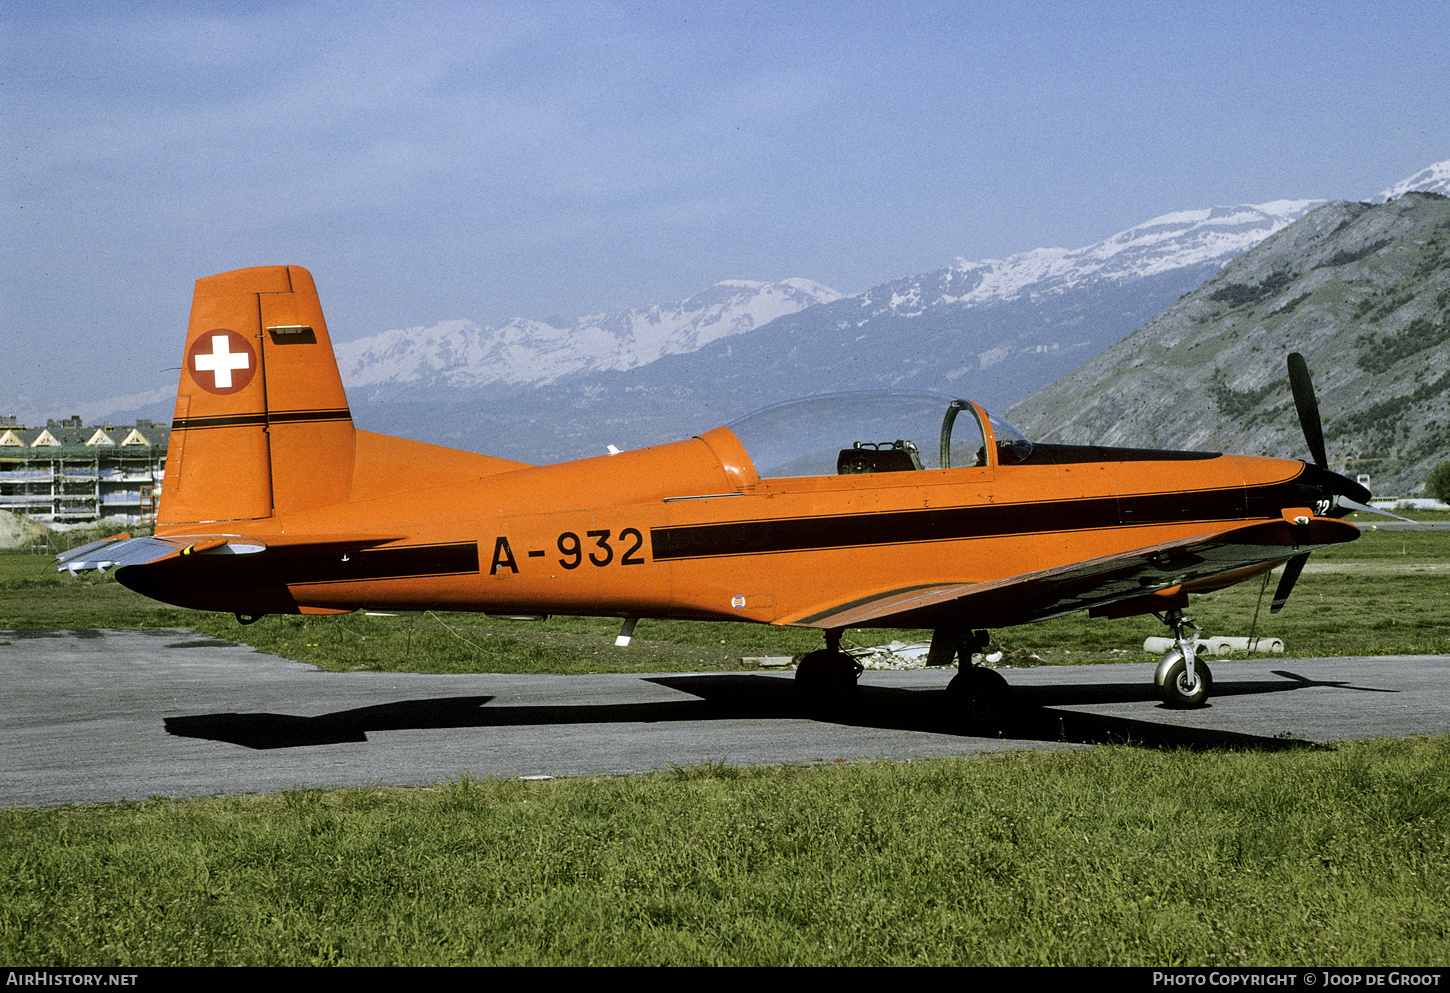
[2,628,1446,809]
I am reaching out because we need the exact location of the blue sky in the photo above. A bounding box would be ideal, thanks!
[3,0,1447,416]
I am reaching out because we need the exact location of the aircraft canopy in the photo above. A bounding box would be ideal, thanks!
[724,390,1032,479]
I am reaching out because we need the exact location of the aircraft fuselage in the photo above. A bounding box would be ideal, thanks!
[123,426,1343,630]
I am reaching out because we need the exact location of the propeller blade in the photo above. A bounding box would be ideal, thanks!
[1270,553,1309,614]
[1335,497,1417,523]
[1287,352,1328,469]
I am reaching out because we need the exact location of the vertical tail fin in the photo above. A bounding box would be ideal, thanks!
[159,265,356,526]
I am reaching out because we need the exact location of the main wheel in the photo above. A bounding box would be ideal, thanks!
[795,650,860,711]
[944,667,1011,724]
[1157,656,1213,708]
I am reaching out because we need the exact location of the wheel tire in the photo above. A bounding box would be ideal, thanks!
[795,650,859,711]
[1158,656,1213,708]
[945,667,1011,724]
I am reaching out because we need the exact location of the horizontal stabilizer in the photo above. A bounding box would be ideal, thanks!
[56,535,267,575]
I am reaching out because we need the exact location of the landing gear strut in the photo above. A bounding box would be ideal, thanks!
[1154,608,1213,708]
[794,628,862,710]
[941,628,1010,724]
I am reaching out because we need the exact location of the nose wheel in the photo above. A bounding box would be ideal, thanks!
[1154,609,1213,708]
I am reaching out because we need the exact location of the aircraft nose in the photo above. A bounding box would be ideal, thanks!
[1297,462,1373,517]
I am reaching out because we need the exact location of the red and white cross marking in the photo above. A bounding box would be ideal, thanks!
[188,330,256,394]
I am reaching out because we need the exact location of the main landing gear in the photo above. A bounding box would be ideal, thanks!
[792,627,1014,723]
[939,628,1010,724]
[1153,608,1213,708]
[793,628,863,710]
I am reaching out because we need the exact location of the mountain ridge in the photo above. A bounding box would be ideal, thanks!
[1006,191,1450,496]
[335,198,1319,402]
[334,195,1332,462]
[336,277,843,401]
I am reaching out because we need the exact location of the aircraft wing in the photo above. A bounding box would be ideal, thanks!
[56,534,269,574]
[775,517,1359,630]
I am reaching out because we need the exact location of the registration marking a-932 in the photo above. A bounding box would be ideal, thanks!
[488,528,647,575]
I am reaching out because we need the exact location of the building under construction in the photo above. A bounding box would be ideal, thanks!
[0,415,169,526]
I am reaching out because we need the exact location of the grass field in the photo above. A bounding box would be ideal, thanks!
[2,513,1446,966]
[2,738,1446,966]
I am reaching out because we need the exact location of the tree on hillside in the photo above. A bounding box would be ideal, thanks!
[1426,462,1450,504]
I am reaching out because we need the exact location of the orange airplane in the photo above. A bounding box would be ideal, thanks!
[59,265,1387,714]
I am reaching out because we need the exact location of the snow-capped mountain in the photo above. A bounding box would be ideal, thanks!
[1373,159,1450,202]
[337,201,1317,399]
[335,278,841,399]
[880,199,1321,315]
[366,160,1445,463]
[362,197,1331,461]
[724,199,1320,385]
[1006,189,1450,497]
[333,199,1318,412]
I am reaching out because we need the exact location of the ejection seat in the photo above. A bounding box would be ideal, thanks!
[837,440,923,474]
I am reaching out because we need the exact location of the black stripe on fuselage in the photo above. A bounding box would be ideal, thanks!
[274,541,479,586]
[650,481,1301,561]
[123,540,479,594]
[171,408,353,431]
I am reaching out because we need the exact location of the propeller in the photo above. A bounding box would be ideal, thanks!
[1270,553,1307,614]
[1271,353,1414,612]
[1287,352,1327,469]
[1274,353,1331,613]
[1285,352,1402,517]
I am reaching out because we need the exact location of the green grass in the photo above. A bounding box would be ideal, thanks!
[2,737,1445,966]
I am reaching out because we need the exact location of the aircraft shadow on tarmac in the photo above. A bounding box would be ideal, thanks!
[162,668,1391,752]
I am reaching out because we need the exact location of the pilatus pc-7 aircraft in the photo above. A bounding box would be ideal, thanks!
[60,265,1389,714]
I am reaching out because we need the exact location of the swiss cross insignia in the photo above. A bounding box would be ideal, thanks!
[187,329,257,395]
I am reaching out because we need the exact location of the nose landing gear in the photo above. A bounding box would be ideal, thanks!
[1154,609,1213,708]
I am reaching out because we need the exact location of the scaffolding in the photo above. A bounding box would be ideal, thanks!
[0,444,165,525]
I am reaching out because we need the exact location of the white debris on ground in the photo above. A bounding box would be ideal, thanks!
[846,641,1011,670]
[847,641,930,669]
